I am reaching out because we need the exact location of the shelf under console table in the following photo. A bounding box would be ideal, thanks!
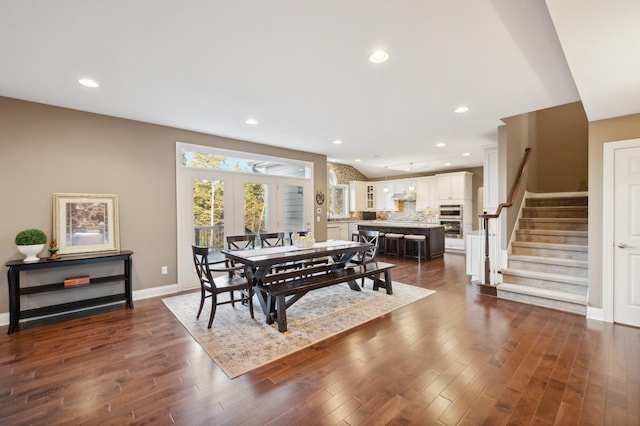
[6,250,133,334]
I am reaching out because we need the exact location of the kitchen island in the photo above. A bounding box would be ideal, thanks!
[357,222,445,260]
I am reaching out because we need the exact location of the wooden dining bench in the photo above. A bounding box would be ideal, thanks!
[261,261,395,332]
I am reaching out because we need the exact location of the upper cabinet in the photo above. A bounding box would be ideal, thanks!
[436,171,472,201]
[349,181,375,211]
[415,176,438,211]
[375,181,396,211]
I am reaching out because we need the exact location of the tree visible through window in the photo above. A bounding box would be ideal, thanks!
[184,147,310,246]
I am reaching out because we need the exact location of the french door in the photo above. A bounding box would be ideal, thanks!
[177,168,312,289]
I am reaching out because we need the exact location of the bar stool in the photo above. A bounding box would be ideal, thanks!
[351,231,359,241]
[384,233,404,258]
[378,232,386,255]
[404,234,427,262]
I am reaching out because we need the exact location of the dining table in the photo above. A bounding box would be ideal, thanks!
[222,240,372,317]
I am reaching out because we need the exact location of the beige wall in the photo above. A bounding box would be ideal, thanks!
[501,112,534,247]
[587,112,640,309]
[535,102,588,192]
[0,97,327,314]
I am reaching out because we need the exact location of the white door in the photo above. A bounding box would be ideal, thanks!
[614,145,640,327]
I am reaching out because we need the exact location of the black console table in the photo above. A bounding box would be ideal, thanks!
[6,250,133,334]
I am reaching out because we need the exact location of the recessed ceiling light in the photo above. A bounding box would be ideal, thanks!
[328,158,336,162]
[78,78,99,88]
[436,142,446,148]
[245,118,258,125]
[369,50,389,63]
[455,106,470,114]
[444,162,452,166]
[354,158,362,162]
[332,139,343,145]
[462,152,470,156]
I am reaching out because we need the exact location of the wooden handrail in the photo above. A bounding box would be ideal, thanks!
[479,147,531,285]
[479,147,531,220]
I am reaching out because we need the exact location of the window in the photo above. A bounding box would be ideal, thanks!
[181,148,311,178]
[328,170,349,219]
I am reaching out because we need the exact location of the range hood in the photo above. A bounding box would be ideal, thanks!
[390,192,416,201]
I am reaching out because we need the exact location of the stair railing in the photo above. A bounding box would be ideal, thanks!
[479,147,531,285]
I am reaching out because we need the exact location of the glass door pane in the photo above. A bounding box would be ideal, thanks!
[282,184,305,239]
[192,178,225,250]
[243,182,268,236]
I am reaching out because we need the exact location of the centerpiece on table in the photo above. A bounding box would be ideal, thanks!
[292,232,315,248]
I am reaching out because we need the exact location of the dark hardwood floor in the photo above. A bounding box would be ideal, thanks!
[1,253,638,425]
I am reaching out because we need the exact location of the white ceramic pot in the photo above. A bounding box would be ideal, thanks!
[17,244,45,262]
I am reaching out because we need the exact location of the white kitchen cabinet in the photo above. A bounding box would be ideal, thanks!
[445,237,465,251]
[437,172,472,201]
[415,176,438,211]
[327,222,348,240]
[349,181,375,211]
[392,179,408,194]
[483,147,499,213]
[375,181,395,211]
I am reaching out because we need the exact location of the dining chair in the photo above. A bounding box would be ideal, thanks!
[259,232,285,248]
[350,230,380,287]
[225,234,256,273]
[226,234,256,250]
[192,245,254,328]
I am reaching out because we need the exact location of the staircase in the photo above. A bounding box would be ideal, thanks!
[497,193,588,315]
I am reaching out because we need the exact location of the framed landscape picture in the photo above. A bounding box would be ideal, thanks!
[53,193,120,255]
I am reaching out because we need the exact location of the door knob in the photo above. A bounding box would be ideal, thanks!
[618,243,628,249]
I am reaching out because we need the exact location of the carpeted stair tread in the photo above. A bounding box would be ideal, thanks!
[501,268,588,286]
[508,255,588,269]
[498,283,588,305]
[519,217,588,223]
[511,241,588,252]
[516,229,588,237]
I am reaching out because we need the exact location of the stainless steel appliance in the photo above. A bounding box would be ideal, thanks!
[440,219,463,238]
[438,204,462,219]
[439,204,463,238]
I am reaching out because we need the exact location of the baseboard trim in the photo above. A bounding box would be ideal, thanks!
[0,283,188,327]
[587,306,607,322]
[133,283,181,300]
[0,312,8,327]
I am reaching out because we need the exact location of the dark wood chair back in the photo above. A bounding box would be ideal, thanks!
[226,234,256,250]
[356,229,379,263]
[260,232,285,248]
[191,245,254,328]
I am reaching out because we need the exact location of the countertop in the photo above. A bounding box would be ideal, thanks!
[327,220,443,228]
[357,221,443,228]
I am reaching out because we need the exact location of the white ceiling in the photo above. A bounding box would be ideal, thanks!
[1,1,638,178]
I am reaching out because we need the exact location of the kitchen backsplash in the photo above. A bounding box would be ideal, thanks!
[386,200,438,223]
[350,200,438,223]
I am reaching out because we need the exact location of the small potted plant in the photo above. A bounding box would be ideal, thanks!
[15,229,47,262]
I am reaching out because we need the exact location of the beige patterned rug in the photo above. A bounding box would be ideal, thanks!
[162,280,435,378]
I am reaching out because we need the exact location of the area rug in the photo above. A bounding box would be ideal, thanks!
[162,280,435,378]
